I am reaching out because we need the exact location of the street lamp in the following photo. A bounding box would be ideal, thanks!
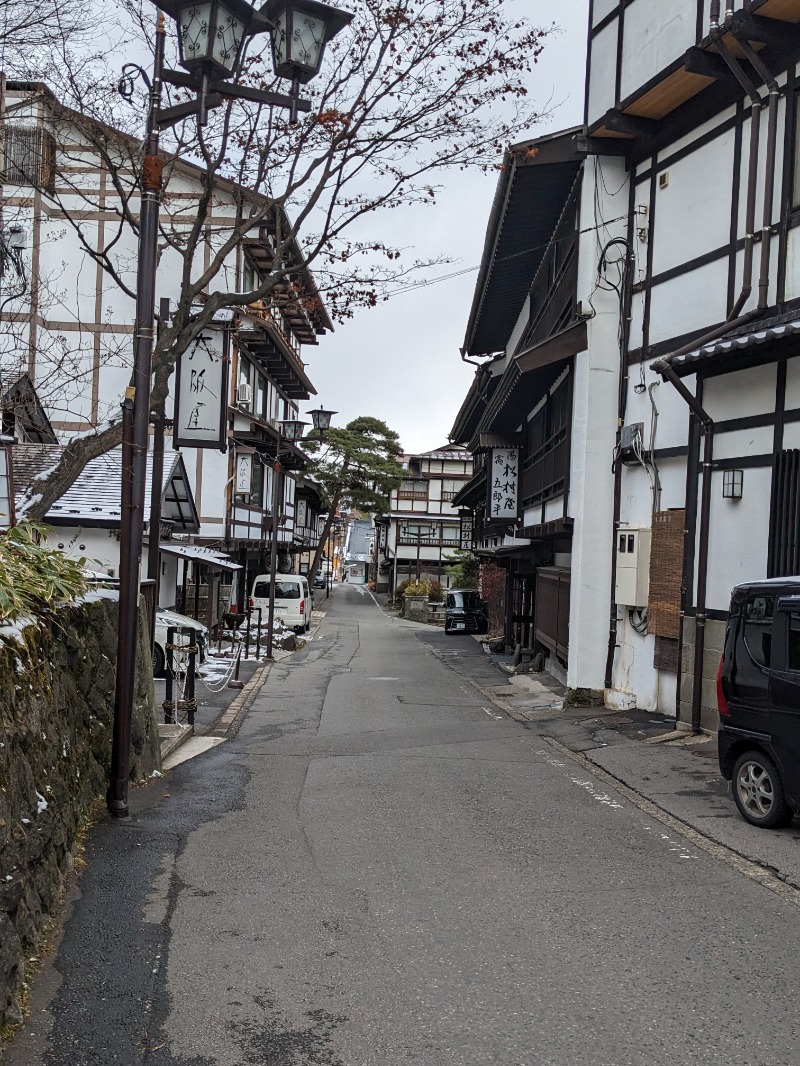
[108,0,353,818]
[264,0,354,83]
[171,0,264,78]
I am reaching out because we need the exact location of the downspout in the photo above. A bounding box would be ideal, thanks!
[604,184,636,690]
[738,38,780,311]
[652,41,780,731]
[654,366,714,733]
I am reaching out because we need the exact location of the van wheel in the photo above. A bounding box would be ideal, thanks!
[152,643,165,677]
[732,751,793,828]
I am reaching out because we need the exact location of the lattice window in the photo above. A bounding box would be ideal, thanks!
[1,126,57,193]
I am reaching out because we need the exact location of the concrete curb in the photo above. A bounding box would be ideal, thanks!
[205,660,273,739]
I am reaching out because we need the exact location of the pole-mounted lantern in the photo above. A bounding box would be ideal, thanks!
[307,406,336,433]
[262,0,353,83]
[157,0,270,80]
[279,418,309,441]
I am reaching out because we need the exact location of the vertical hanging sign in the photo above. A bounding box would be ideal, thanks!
[235,450,254,495]
[173,329,229,449]
[488,447,519,521]
[458,510,474,549]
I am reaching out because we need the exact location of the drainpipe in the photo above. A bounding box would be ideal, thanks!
[738,38,780,311]
[653,366,714,733]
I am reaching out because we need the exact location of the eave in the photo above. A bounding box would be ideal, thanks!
[586,1,800,155]
[462,128,583,357]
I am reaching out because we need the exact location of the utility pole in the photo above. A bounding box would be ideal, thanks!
[108,18,166,818]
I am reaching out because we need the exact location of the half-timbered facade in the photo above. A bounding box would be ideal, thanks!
[379,445,472,592]
[0,80,331,612]
[453,0,800,721]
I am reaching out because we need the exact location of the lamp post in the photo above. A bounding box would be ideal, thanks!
[264,408,336,659]
[108,0,351,818]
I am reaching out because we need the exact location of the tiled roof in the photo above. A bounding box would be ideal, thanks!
[13,445,199,531]
[668,318,800,375]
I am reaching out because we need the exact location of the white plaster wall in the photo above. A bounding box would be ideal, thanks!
[570,155,629,691]
[657,105,737,165]
[611,615,660,712]
[624,373,691,450]
[592,0,617,26]
[703,467,771,612]
[703,363,776,421]
[587,20,618,126]
[648,257,729,345]
[651,131,735,276]
[782,421,800,450]
[620,0,696,102]
[786,356,800,409]
[713,427,773,462]
[544,497,564,523]
[784,228,800,304]
[45,526,118,572]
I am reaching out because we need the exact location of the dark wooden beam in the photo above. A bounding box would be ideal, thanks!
[683,46,737,83]
[576,133,632,157]
[729,11,800,50]
[603,108,660,139]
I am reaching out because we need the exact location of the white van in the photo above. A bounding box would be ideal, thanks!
[250,574,312,634]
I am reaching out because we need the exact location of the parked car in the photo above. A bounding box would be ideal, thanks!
[717,577,800,828]
[444,589,488,635]
[313,570,327,589]
[250,574,312,634]
[153,608,208,676]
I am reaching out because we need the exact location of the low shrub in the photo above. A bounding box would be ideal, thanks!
[0,523,87,623]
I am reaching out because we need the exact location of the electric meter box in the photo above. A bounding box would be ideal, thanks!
[615,526,651,607]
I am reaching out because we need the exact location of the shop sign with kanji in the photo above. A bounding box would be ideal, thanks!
[173,329,229,449]
[488,447,519,520]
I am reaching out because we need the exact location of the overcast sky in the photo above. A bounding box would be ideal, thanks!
[302,0,590,456]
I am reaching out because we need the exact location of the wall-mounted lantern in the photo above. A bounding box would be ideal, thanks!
[722,469,743,500]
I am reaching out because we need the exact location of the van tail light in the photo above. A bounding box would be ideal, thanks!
[299,599,304,615]
[249,597,254,610]
[716,654,730,717]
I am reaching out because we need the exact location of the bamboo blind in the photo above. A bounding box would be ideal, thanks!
[647,509,685,639]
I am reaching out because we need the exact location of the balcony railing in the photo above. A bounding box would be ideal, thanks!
[245,301,302,359]
[398,535,460,548]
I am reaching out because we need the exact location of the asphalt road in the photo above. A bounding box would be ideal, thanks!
[6,584,800,1066]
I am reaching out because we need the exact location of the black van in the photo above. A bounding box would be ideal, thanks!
[717,578,800,828]
[444,589,488,635]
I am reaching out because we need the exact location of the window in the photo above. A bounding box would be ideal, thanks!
[1,126,56,193]
[789,612,800,672]
[768,450,800,576]
[256,374,266,420]
[398,479,428,499]
[252,580,300,599]
[794,93,800,209]
[743,595,775,669]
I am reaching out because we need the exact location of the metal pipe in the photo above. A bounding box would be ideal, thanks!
[108,18,166,818]
[108,395,135,811]
[146,296,171,630]
[265,436,282,659]
[709,0,721,30]
[657,366,714,734]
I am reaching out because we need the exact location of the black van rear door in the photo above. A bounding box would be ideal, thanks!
[769,598,800,807]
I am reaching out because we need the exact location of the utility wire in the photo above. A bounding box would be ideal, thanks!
[382,212,630,299]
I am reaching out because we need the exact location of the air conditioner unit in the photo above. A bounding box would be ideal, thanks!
[237,383,252,406]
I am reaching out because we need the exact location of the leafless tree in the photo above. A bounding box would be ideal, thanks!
[12,0,553,518]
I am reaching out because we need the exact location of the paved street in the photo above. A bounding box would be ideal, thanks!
[6,584,800,1066]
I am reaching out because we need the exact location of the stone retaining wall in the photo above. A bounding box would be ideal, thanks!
[0,595,159,1028]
